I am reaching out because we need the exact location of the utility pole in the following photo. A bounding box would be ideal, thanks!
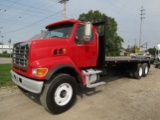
[139,6,145,51]
[0,27,3,53]
[8,38,11,57]
[135,39,137,53]
[59,0,69,20]
[141,42,148,51]
[1,36,4,53]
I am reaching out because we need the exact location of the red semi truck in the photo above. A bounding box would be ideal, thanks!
[11,18,150,114]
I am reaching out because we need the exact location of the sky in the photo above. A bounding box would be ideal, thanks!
[0,0,160,49]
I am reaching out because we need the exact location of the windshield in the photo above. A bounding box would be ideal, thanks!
[44,23,74,39]
[156,50,160,55]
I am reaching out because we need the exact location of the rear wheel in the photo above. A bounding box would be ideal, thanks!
[129,72,134,78]
[142,63,149,77]
[40,74,77,114]
[134,64,143,79]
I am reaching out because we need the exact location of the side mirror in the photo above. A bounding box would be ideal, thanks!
[84,22,92,41]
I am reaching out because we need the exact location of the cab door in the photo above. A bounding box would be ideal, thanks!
[73,24,97,67]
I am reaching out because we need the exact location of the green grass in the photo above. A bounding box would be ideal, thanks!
[0,64,14,87]
[0,53,11,58]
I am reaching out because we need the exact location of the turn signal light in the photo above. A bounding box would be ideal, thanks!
[32,68,48,77]
[62,48,67,54]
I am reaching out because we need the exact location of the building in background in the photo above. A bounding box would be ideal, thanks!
[30,30,45,40]
[0,45,13,54]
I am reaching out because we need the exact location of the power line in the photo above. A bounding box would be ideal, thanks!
[0,0,61,30]
[2,0,48,30]
[4,10,62,34]
[0,0,20,17]
[0,2,59,17]
[4,0,57,13]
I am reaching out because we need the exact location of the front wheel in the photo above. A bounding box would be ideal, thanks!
[40,74,77,114]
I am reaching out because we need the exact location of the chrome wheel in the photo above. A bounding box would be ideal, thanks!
[144,66,148,74]
[54,83,73,106]
[139,67,143,77]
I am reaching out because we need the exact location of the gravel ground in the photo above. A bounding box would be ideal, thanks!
[0,58,12,64]
[0,65,160,120]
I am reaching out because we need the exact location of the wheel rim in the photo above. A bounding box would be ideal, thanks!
[54,83,73,106]
[139,67,143,76]
[145,66,148,74]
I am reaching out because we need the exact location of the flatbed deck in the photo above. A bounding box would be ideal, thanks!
[105,57,151,63]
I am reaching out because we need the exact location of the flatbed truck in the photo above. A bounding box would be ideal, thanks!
[11,17,151,114]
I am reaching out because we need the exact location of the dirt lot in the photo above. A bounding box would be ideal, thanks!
[0,65,160,120]
[0,58,12,64]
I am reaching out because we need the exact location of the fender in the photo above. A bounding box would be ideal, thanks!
[45,64,86,87]
[30,56,86,86]
[45,64,78,80]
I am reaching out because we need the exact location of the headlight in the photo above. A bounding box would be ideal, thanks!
[32,68,48,77]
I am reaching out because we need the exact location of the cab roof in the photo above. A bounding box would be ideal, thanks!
[45,19,80,29]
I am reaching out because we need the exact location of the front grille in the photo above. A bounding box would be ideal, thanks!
[13,42,30,68]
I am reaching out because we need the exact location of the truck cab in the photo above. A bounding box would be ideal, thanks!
[155,44,160,68]
[11,19,99,87]
[11,19,105,114]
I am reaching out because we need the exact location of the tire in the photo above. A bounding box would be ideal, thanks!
[142,63,149,77]
[134,64,143,79]
[129,72,134,78]
[40,74,77,114]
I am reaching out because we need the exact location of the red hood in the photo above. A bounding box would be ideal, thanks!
[28,38,69,63]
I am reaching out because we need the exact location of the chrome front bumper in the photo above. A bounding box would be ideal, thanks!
[11,70,44,94]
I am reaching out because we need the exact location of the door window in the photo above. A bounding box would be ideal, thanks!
[75,24,93,44]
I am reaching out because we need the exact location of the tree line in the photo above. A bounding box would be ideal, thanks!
[78,10,156,56]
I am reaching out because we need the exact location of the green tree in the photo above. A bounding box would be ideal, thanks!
[148,47,156,55]
[78,10,124,56]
